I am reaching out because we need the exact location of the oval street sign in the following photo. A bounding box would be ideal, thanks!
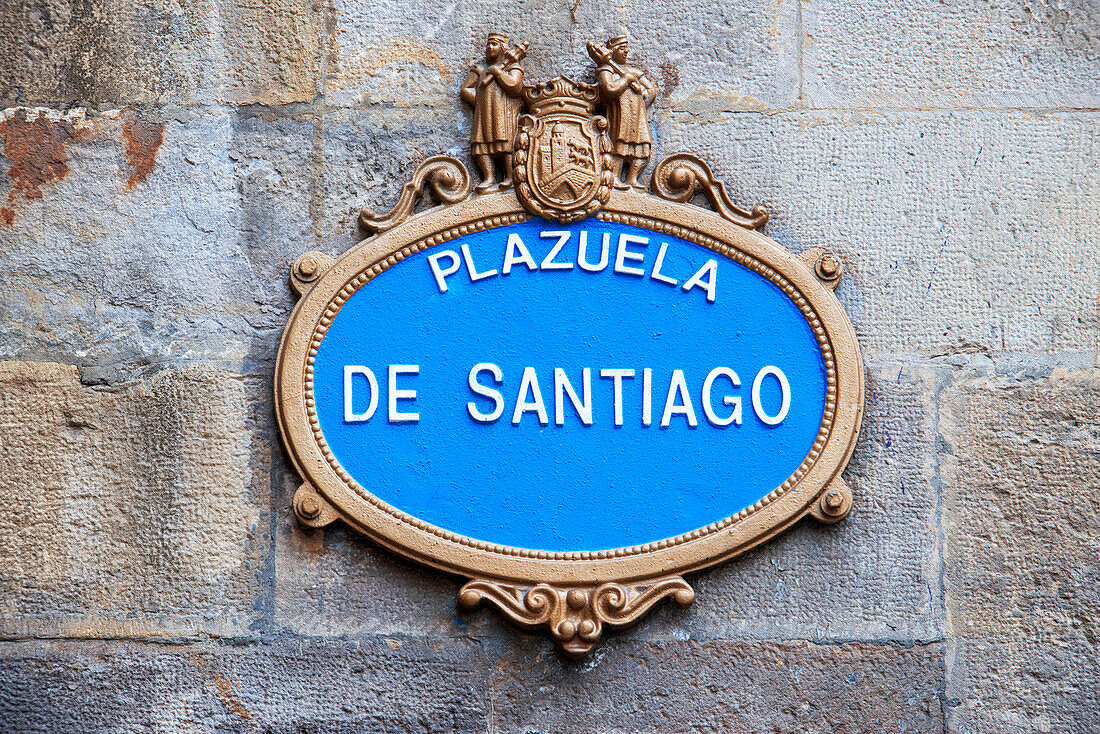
[277,41,864,656]
[277,188,863,655]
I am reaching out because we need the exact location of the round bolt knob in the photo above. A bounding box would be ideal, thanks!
[566,589,588,610]
[817,253,840,279]
[556,620,577,641]
[299,494,322,519]
[822,489,845,516]
[297,255,319,279]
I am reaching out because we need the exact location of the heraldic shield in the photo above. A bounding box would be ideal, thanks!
[513,77,614,223]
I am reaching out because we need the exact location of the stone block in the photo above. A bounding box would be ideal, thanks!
[214,0,325,106]
[491,638,945,733]
[318,105,467,253]
[0,0,204,107]
[274,459,497,638]
[0,638,491,733]
[804,0,1100,109]
[662,110,1100,357]
[0,106,314,383]
[0,1,324,107]
[225,105,319,345]
[0,361,265,638]
[940,366,1100,733]
[327,0,800,111]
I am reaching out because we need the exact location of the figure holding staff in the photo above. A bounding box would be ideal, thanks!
[461,33,528,192]
[589,35,659,190]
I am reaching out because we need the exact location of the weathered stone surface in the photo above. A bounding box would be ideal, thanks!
[226,105,318,336]
[275,515,497,639]
[804,0,1100,109]
[491,638,945,733]
[940,367,1100,733]
[0,1,202,107]
[5,92,1096,377]
[319,105,467,254]
[0,362,264,638]
[0,638,491,733]
[0,1,324,107]
[663,110,1100,357]
[327,0,800,111]
[0,106,314,384]
[215,0,325,106]
[0,1,1097,729]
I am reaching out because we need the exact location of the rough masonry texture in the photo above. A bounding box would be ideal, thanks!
[0,1,1096,732]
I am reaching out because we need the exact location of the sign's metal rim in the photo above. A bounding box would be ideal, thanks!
[275,190,864,589]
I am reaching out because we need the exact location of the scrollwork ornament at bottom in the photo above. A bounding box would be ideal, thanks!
[458,577,695,656]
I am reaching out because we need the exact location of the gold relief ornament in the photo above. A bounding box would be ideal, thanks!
[651,153,770,230]
[459,578,695,656]
[589,35,660,191]
[299,35,865,657]
[512,77,615,224]
[460,33,528,193]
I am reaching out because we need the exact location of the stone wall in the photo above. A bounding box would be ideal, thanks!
[0,2,1096,732]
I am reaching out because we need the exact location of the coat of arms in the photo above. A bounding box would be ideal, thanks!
[513,78,613,223]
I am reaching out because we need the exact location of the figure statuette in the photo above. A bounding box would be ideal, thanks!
[461,33,528,193]
[589,35,659,190]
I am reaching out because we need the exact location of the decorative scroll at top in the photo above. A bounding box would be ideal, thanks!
[358,33,767,231]
[651,154,769,230]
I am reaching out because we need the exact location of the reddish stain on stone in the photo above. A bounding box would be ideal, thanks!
[659,59,681,100]
[122,110,165,190]
[0,109,85,224]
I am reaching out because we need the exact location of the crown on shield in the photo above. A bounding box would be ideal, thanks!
[521,76,600,118]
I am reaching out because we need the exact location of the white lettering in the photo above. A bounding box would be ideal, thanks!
[461,243,498,282]
[387,364,419,423]
[752,366,790,425]
[554,368,592,425]
[502,234,537,275]
[427,250,460,292]
[702,367,742,427]
[661,369,698,428]
[578,231,611,272]
[682,259,718,303]
[599,368,635,427]
[512,367,549,425]
[614,234,649,277]
[649,242,678,286]
[540,231,574,270]
[642,367,653,427]
[437,230,719,301]
[343,366,378,422]
[467,363,505,423]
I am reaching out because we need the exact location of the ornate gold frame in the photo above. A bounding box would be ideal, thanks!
[276,169,864,655]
